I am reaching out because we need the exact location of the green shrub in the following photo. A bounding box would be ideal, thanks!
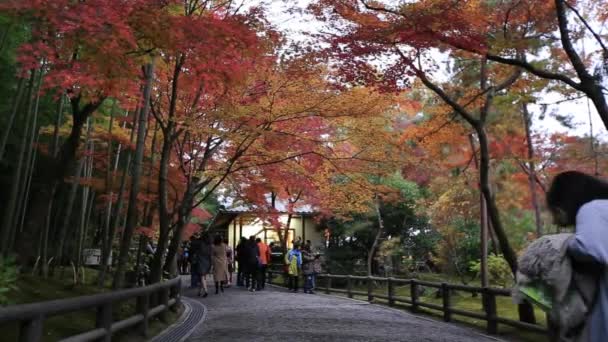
[469,254,513,288]
[0,256,18,305]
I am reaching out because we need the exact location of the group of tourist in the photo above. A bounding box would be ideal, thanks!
[186,233,233,297]
[235,236,271,291]
[285,241,322,293]
[181,232,323,297]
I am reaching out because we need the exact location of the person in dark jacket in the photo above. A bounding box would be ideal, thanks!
[191,233,212,297]
[235,237,247,287]
[188,235,200,288]
[302,245,315,294]
[244,236,260,292]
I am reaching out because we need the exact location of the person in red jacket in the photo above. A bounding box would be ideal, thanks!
[256,238,271,290]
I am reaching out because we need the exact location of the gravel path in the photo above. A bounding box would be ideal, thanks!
[184,283,502,342]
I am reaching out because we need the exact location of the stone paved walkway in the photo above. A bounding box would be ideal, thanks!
[183,282,503,342]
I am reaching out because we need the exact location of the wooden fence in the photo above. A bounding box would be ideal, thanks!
[269,271,546,336]
[0,276,182,342]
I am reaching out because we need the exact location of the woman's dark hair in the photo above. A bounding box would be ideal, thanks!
[213,235,223,245]
[547,171,608,226]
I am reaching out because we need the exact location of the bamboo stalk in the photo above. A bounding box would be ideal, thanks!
[0,70,37,255]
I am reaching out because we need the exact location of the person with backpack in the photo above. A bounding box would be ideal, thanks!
[287,243,302,292]
[546,171,608,342]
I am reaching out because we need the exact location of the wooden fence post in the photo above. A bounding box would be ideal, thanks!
[367,276,373,302]
[387,278,395,307]
[482,288,498,334]
[95,302,112,342]
[347,275,353,298]
[325,275,331,295]
[137,294,149,337]
[19,316,43,342]
[441,283,451,322]
[410,280,419,312]
[159,287,170,323]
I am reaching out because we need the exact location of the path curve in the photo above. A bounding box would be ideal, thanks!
[183,284,503,342]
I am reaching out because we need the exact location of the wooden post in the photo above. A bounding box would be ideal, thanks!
[232,219,237,252]
[20,316,43,342]
[239,216,243,241]
[441,283,451,322]
[367,276,373,302]
[325,275,331,294]
[159,287,170,323]
[482,288,498,334]
[302,215,306,243]
[137,294,149,337]
[95,303,112,342]
[411,280,419,312]
[347,275,353,298]
[387,277,395,306]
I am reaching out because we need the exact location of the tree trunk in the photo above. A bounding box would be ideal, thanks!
[98,110,136,287]
[16,129,40,235]
[75,134,94,284]
[98,102,116,286]
[54,140,88,268]
[14,71,44,242]
[468,134,488,287]
[522,103,543,236]
[113,62,155,289]
[477,126,536,324]
[51,95,65,158]
[368,196,384,277]
[150,127,173,283]
[162,197,192,279]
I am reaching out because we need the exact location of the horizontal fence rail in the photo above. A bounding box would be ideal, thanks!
[0,277,182,342]
[267,271,546,336]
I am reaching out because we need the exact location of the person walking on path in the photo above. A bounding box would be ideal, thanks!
[224,237,234,287]
[188,235,199,287]
[235,237,247,287]
[302,245,315,294]
[287,243,302,292]
[191,233,212,297]
[244,236,260,292]
[256,237,271,290]
[212,235,229,295]
[284,243,293,289]
[547,171,608,342]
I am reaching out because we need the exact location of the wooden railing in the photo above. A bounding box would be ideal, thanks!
[0,276,182,342]
[268,271,546,336]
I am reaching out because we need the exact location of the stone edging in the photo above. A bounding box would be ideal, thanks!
[149,297,207,342]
